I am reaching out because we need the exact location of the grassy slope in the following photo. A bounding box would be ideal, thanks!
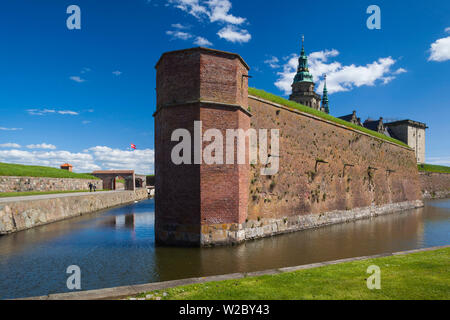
[0,190,106,198]
[0,162,98,180]
[418,163,450,174]
[248,88,410,148]
[134,248,449,300]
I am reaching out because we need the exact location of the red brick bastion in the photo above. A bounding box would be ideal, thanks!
[154,47,423,246]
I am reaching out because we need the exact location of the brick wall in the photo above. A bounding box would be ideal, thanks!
[419,172,450,199]
[154,47,250,246]
[247,97,422,221]
[0,176,102,193]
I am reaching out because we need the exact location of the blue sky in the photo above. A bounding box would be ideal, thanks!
[0,0,449,174]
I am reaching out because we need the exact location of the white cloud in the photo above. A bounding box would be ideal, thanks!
[171,23,189,29]
[80,67,91,74]
[217,25,251,43]
[393,68,407,75]
[0,143,21,148]
[168,0,250,44]
[166,30,213,47]
[166,30,193,40]
[69,76,86,83]
[112,71,122,76]
[274,49,404,95]
[0,127,22,131]
[27,109,79,116]
[86,146,155,174]
[317,57,398,93]
[0,146,155,174]
[169,0,209,19]
[194,36,213,46]
[428,31,450,62]
[27,109,55,115]
[26,143,57,150]
[169,0,245,25]
[264,56,280,69]
[207,0,246,25]
[0,149,99,172]
[426,156,450,166]
[58,110,79,115]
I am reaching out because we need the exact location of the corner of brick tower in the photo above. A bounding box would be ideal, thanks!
[154,47,251,246]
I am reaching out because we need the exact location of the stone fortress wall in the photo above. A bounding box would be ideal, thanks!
[0,176,103,193]
[419,172,450,199]
[154,47,423,247]
[237,96,422,243]
[0,189,148,234]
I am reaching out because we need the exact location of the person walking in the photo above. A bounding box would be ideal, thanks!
[89,183,93,192]
[93,184,97,192]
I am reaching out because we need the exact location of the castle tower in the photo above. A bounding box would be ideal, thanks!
[322,74,330,114]
[154,47,251,246]
[289,36,322,109]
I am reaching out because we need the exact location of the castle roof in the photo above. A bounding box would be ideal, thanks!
[60,163,72,167]
[363,118,384,132]
[363,119,380,131]
[338,110,361,125]
[338,114,354,122]
[155,47,250,70]
[384,119,428,129]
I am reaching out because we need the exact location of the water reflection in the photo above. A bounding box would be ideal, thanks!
[0,198,448,299]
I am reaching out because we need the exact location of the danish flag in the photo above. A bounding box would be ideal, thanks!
[130,143,136,150]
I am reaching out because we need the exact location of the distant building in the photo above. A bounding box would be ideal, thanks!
[290,36,329,114]
[338,110,362,126]
[60,163,73,172]
[363,117,386,134]
[384,120,428,164]
[337,113,428,163]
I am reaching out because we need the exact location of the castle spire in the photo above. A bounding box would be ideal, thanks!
[301,35,305,55]
[290,35,321,110]
[322,74,330,114]
[293,35,313,83]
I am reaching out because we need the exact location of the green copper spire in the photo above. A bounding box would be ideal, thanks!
[322,74,330,114]
[293,35,314,83]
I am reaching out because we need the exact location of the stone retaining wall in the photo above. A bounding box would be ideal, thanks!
[0,189,148,234]
[419,172,450,199]
[0,176,102,193]
[201,200,423,245]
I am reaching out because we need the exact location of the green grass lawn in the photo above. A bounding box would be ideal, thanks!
[248,87,410,148]
[418,163,450,174]
[0,162,98,180]
[0,190,107,198]
[133,247,449,300]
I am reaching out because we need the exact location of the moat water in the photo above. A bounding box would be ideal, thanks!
[0,198,449,299]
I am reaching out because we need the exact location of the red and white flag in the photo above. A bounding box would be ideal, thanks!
[130,143,136,150]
